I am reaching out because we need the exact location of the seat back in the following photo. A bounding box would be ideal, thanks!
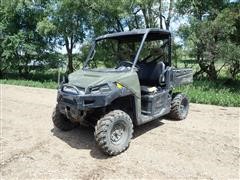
[138,61,165,86]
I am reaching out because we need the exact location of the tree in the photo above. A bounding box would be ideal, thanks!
[177,0,239,80]
[0,0,51,77]
[38,0,90,73]
[76,0,176,68]
[89,0,175,34]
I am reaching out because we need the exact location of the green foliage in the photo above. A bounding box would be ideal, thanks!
[176,79,240,107]
[176,0,228,19]
[37,0,90,73]
[1,0,174,75]
[89,0,173,34]
[177,0,240,80]
[0,0,55,76]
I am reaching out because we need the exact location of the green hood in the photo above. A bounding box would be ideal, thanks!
[68,70,124,88]
[68,69,141,98]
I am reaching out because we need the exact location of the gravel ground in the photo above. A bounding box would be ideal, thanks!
[0,84,239,179]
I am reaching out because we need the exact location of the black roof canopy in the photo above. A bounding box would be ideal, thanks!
[95,28,171,42]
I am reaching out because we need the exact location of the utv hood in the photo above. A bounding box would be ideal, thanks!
[68,69,141,98]
[68,69,124,88]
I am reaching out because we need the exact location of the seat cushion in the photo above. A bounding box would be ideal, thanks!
[141,86,158,94]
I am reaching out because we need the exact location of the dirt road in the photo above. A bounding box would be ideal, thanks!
[0,84,239,179]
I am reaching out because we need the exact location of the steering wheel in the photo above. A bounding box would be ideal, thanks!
[117,61,133,68]
[116,60,140,70]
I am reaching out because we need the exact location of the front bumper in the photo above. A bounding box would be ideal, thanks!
[57,86,123,119]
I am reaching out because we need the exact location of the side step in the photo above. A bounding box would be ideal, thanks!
[139,108,169,125]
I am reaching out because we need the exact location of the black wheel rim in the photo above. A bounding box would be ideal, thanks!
[110,122,126,145]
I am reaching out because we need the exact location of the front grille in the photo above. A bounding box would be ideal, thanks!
[62,98,76,105]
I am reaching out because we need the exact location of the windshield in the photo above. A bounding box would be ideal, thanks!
[84,38,142,71]
[83,32,170,71]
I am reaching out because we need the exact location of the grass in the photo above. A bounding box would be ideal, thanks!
[1,70,63,82]
[0,79,58,89]
[176,79,240,107]
[1,70,240,107]
[0,69,61,89]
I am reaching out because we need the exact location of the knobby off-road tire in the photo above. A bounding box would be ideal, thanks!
[52,105,78,131]
[168,93,189,120]
[95,110,133,156]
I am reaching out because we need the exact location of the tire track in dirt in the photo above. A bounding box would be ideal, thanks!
[0,140,49,169]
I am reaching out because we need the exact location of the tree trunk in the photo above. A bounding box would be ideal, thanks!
[0,65,3,78]
[197,56,218,80]
[67,52,73,73]
[207,61,217,80]
[166,0,173,30]
[159,0,163,29]
[147,2,154,27]
[65,36,74,73]
[116,17,124,32]
[133,13,140,29]
[141,6,149,28]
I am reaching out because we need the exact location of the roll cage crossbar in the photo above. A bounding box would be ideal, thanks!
[83,28,172,70]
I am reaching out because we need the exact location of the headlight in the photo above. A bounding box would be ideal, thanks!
[62,85,79,95]
[90,84,111,94]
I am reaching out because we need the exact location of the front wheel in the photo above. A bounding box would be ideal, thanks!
[95,110,133,156]
[168,93,189,120]
[52,105,78,131]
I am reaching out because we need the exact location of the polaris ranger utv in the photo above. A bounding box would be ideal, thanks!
[53,28,193,156]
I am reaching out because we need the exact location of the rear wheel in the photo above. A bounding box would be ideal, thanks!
[95,110,133,156]
[168,93,189,120]
[52,105,78,131]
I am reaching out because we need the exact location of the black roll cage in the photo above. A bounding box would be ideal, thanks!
[83,28,172,71]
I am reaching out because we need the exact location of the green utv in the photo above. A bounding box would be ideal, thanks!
[53,28,193,156]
